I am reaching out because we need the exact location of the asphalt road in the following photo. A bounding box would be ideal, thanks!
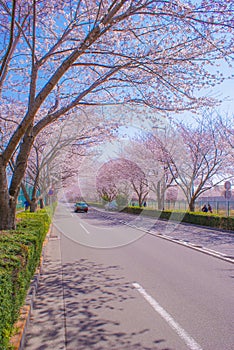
[26,203,234,350]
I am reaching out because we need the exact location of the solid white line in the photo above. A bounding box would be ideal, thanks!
[80,223,90,234]
[132,282,203,350]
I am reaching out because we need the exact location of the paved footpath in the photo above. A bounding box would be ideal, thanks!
[24,231,66,350]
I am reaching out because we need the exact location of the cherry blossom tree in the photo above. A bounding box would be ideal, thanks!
[160,113,233,211]
[21,129,79,211]
[122,113,233,211]
[21,113,117,211]
[165,186,179,207]
[217,113,234,162]
[121,129,175,210]
[97,158,148,207]
[0,0,233,229]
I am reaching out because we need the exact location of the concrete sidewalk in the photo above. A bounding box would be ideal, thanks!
[24,230,66,350]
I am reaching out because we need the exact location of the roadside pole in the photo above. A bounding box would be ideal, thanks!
[224,181,232,217]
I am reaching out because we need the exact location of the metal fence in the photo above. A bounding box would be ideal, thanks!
[147,199,234,217]
[86,197,234,217]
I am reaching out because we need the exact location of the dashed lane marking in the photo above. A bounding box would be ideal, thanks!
[80,223,90,234]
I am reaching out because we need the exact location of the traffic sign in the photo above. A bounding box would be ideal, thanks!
[224,181,231,190]
[48,188,54,196]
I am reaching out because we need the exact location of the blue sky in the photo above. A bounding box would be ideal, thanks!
[177,59,234,122]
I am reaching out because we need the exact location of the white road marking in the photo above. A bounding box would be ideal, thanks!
[132,282,203,350]
[80,223,90,234]
[63,202,74,217]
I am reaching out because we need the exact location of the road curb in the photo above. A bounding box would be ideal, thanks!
[127,224,234,264]
[9,224,52,350]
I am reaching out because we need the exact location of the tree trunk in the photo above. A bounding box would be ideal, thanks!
[189,199,195,212]
[138,193,143,207]
[0,156,17,230]
[30,199,38,212]
[157,181,165,210]
[0,197,17,230]
[0,132,34,230]
[39,198,44,209]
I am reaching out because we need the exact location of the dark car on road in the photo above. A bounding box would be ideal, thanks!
[74,202,88,213]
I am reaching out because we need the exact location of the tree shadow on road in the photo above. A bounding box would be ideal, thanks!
[25,257,173,350]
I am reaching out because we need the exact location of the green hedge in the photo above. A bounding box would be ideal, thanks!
[89,203,234,231]
[0,209,51,349]
[121,207,234,231]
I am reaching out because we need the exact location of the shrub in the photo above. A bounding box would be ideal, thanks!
[121,207,234,231]
[0,209,51,349]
